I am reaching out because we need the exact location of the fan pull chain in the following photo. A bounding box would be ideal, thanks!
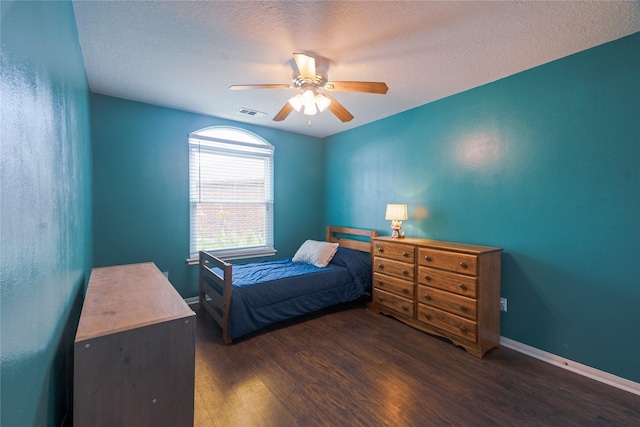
[308,119,311,127]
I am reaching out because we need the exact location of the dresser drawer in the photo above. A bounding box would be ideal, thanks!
[374,289,414,317]
[418,266,477,298]
[418,285,476,320]
[373,241,415,262]
[374,257,414,281]
[373,273,414,299]
[418,248,477,275]
[418,305,477,343]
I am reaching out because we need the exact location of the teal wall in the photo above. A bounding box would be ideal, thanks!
[90,94,325,298]
[324,33,640,382]
[1,1,92,426]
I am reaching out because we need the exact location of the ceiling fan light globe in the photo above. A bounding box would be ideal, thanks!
[315,94,331,112]
[303,102,317,116]
[301,89,315,106]
[288,94,303,112]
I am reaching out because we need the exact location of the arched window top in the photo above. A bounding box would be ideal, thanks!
[191,126,272,147]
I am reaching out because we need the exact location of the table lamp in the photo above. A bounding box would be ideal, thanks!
[385,204,408,238]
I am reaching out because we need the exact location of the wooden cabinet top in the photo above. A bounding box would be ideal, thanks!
[75,263,194,342]
[373,236,502,254]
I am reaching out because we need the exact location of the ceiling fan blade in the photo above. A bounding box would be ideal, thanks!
[273,102,294,122]
[324,81,388,94]
[293,53,316,80]
[323,94,354,122]
[230,84,292,90]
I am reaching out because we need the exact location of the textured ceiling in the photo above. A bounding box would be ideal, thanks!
[72,1,640,138]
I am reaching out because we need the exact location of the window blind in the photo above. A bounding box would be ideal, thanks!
[189,129,274,259]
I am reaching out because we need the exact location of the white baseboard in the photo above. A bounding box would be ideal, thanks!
[184,296,199,306]
[500,337,640,396]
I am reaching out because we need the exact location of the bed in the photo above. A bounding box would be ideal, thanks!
[198,226,378,343]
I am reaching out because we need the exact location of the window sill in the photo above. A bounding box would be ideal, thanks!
[186,247,277,265]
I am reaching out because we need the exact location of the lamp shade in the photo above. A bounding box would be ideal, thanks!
[385,204,408,221]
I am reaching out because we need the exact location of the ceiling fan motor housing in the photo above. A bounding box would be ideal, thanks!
[292,71,327,89]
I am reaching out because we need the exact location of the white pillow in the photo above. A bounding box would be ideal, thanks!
[292,240,339,267]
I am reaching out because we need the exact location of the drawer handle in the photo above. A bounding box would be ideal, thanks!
[458,325,467,333]
[402,306,409,312]
[377,264,384,269]
[459,283,467,291]
[402,287,408,294]
[423,294,430,300]
[424,255,432,262]
[422,313,431,321]
[378,297,383,302]
[402,251,409,257]
[401,269,408,276]
[423,275,431,282]
[459,305,467,312]
[459,262,468,269]
[377,247,384,252]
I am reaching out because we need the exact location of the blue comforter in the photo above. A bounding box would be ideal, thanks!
[228,247,372,340]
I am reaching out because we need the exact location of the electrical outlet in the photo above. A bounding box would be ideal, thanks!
[500,297,507,312]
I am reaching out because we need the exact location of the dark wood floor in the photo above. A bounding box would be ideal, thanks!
[193,300,639,426]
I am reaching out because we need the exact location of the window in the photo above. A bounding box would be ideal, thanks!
[189,127,275,260]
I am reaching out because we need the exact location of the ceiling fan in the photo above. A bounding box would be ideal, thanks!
[230,53,388,123]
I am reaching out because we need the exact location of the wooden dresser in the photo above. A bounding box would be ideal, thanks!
[371,237,502,357]
[74,263,195,426]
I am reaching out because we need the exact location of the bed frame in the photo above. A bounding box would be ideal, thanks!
[198,226,378,344]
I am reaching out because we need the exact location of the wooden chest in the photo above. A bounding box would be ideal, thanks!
[74,263,195,426]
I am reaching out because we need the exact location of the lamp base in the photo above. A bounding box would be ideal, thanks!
[391,228,405,239]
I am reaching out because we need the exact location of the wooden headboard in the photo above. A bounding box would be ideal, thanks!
[326,226,378,253]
